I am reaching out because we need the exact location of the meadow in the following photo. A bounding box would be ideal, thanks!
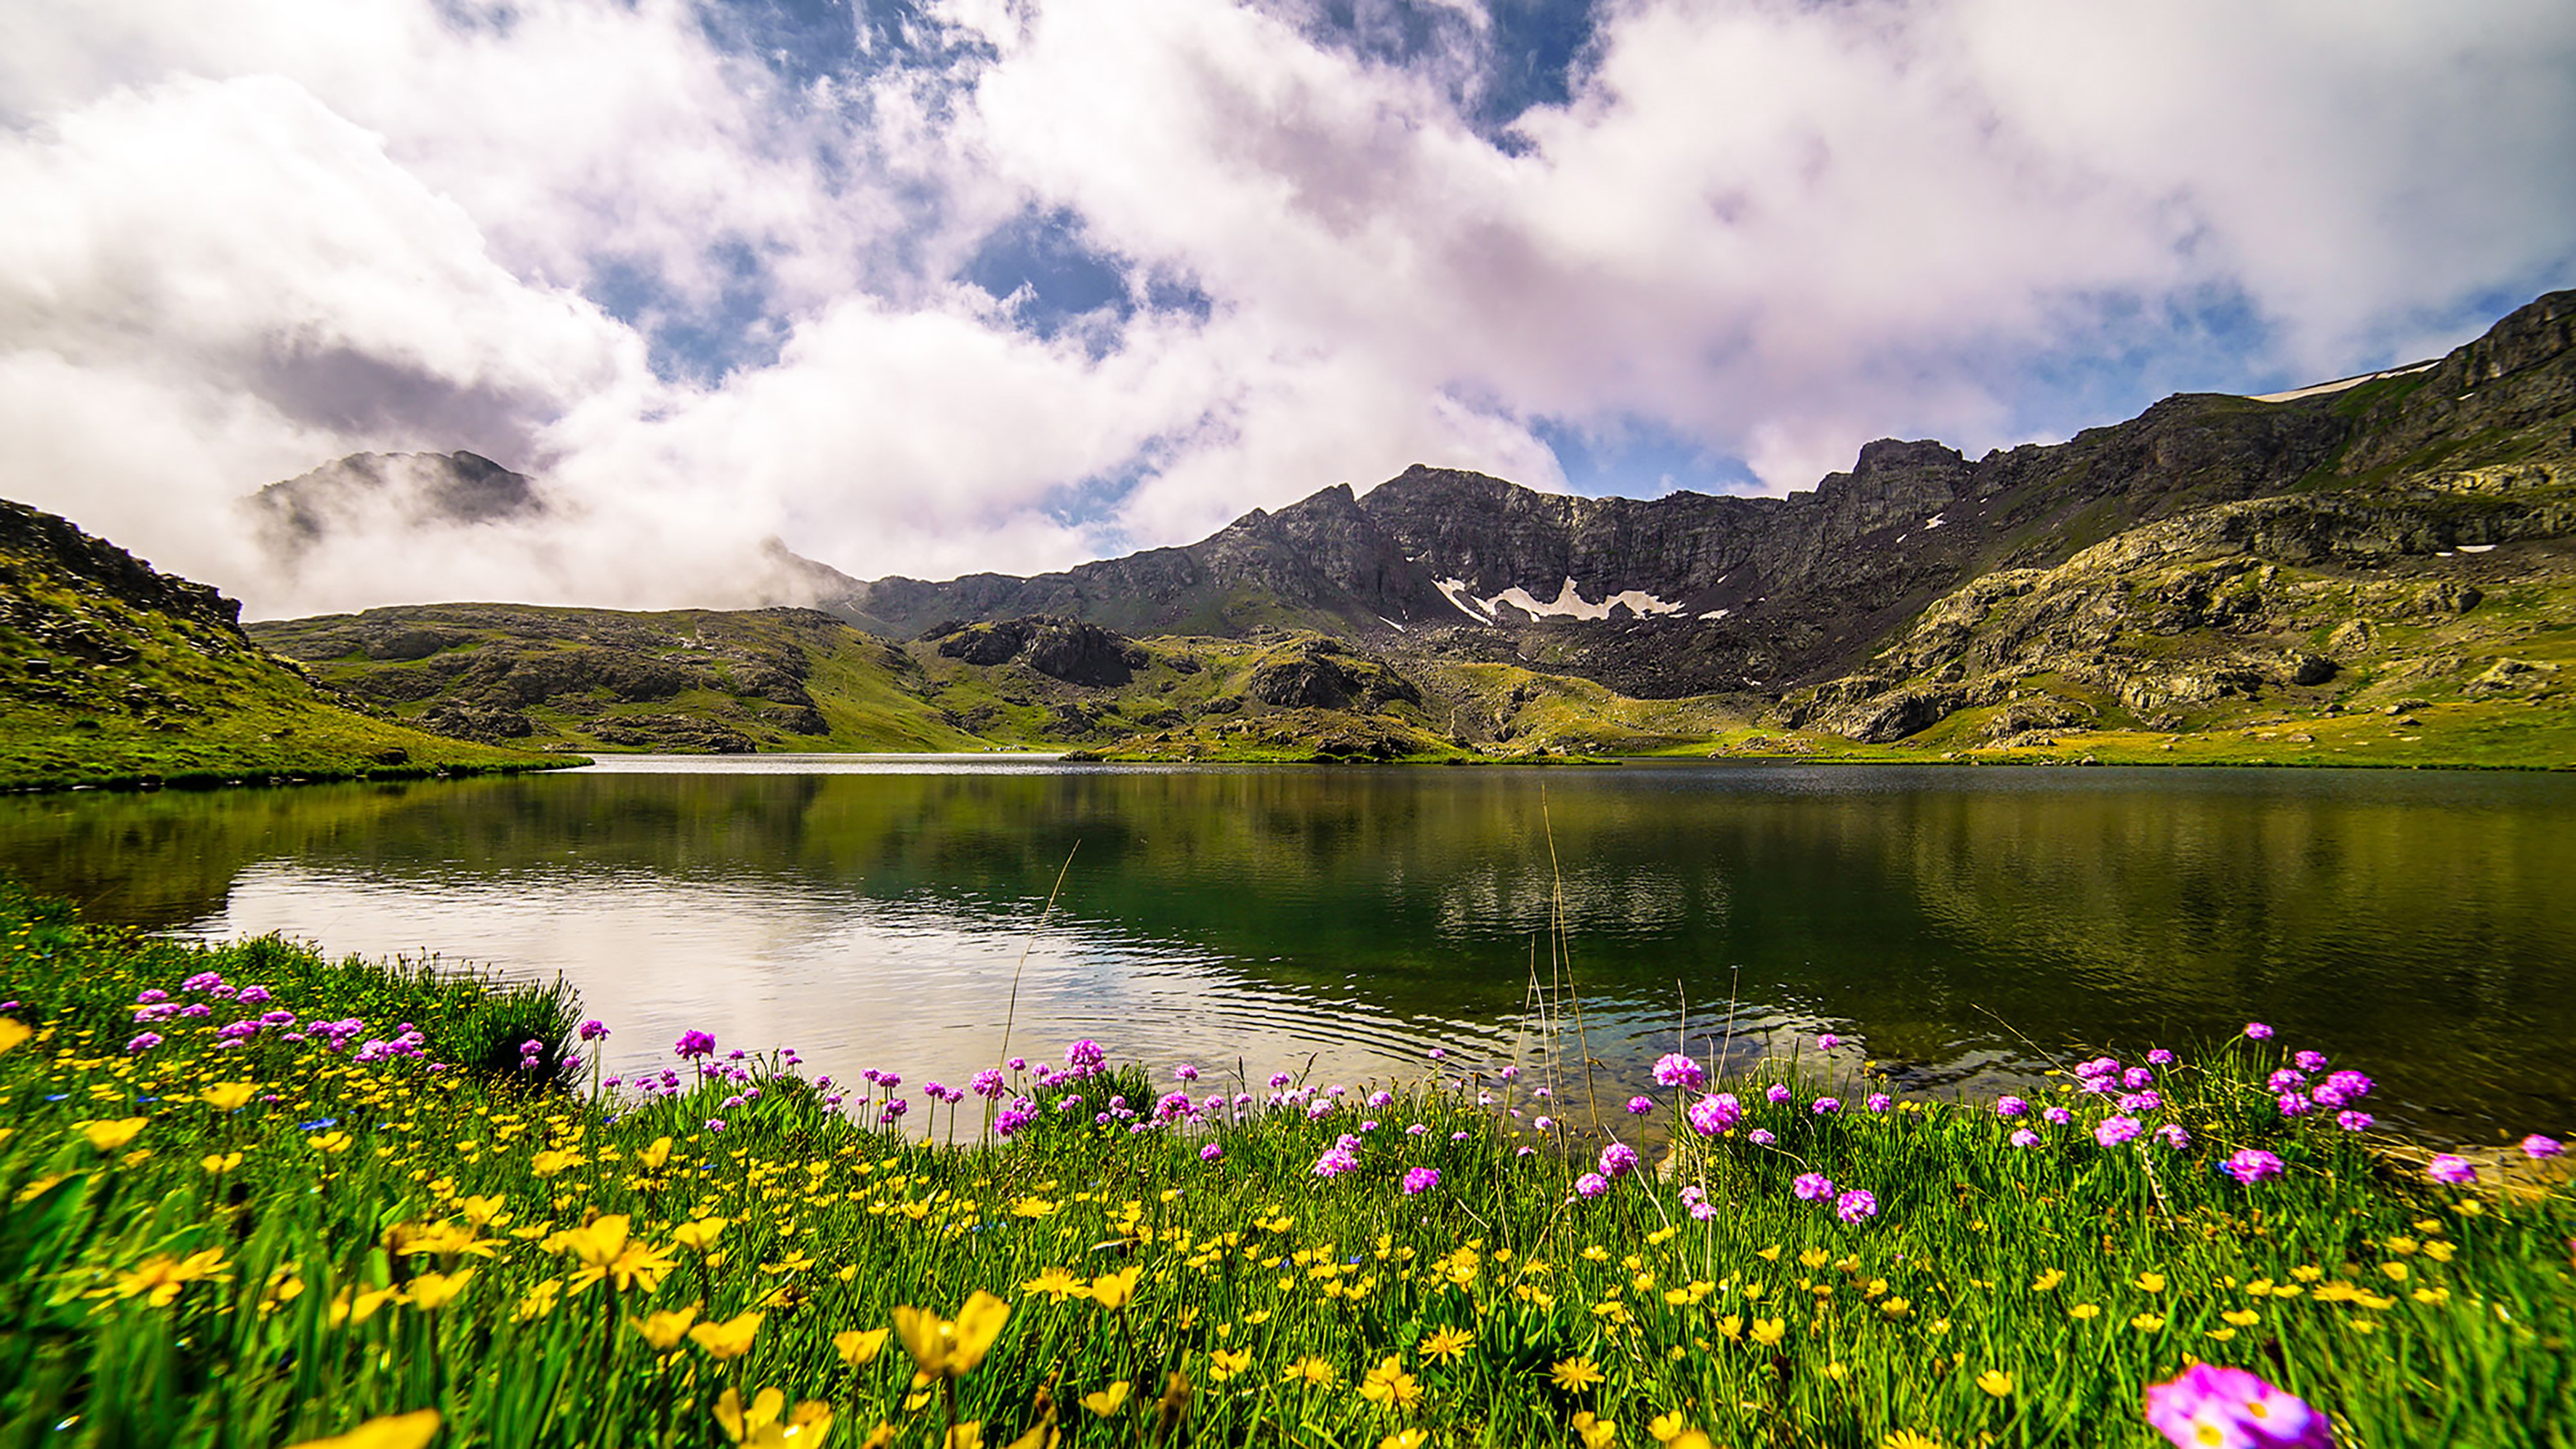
[0,882,2567,1448]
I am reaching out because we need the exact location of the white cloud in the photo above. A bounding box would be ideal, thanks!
[0,0,2569,616]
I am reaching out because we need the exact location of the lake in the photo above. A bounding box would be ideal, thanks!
[5,758,2569,1144]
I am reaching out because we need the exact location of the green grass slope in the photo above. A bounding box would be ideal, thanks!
[0,501,566,791]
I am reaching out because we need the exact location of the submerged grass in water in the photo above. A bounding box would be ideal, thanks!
[0,885,2568,1448]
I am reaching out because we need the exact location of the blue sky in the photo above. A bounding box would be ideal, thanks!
[6,0,2574,612]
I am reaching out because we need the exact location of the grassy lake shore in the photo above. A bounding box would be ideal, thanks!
[0,886,2567,1448]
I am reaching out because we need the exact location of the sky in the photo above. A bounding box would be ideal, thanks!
[4,0,2573,618]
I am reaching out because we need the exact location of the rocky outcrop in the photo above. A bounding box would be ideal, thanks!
[932,616,1148,686]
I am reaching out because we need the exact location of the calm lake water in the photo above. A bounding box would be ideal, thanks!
[5,759,2570,1144]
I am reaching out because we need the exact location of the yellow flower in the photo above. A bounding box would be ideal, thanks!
[1419,1326,1472,1364]
[332,1284,404,1328]
[1080,1381,1130,1416]
[2380,1261,2410,1282]
[2413,1286,2450,1305]
[1648,1410,1692,1443]
[2134,1272,2165,1293]
[1571,1410,1618,1449]
[548,1216,678,1296]
[1019,1267,1088,1303]
[1359,1357,1421,1410]
[672,1217,729,1252]
[2130,1314,2166,1332]
[2030,1269,2064,1292]
[2068,1304,2100,1320]
[83,1117,147,1153]
[1882,1432,1944,1449]
[944,1427,983,1449]
[1549,1354,1605,1392]
[1381,1432,1429,1449]
[689,1310,765,1360]
[1087,1267,1142,1311]
[529,1149,585,1177]
[634,1304,702,1351]
[308,1131,353,1156]
[1975,1370,2013,1398]
[1207,1348,1253,1383]
[715,1386,834,1447]
[113,1248,229,1306]
[200,1082,257,1112]
[1011,1197,1059,1219]
[2221,1309,2261,1327]
[1283,1357,1336,1388]
[1714,1314,1743,1341]
[835,1326,891,1367]
[893,1291,1009,1378]
[13,1174,67,1206]
[1755,1245,1782,1261]
[636,1136,675,1171]
[513,1278,562,1322]
[200,1152,244,1176]
[284,1409,441,1449]
[409,1269,473,1310]
[0,1018,30,1055]
[1749,1317,1787,1347]
[1798,1248,1831,1269]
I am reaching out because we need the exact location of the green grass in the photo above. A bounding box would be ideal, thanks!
[0,564,572,793]
[0,886,2567,1447]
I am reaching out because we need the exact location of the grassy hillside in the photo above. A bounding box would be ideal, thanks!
[0,502,566,791]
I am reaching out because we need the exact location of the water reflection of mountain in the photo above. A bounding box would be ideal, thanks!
[1,765,2569,1136]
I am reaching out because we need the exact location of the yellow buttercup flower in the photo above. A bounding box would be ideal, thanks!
[1381,1431,1429,1449]
[689,1310,764,1360]
[636,1136,675,1172]
[113,1248,229,1307]
[200,1082,257,1112]
[634,1304,702,1351]
[1975,1370,2013,1398]
[308,1131,353,1156]
[1571,1410,1618,1449]
[408,1269,473,1311]
[1882,1432,1944,1449]
[893,1291,1009,1378]
[0,1018,31,1054]
[513,1278,562,1322]
[715,1386,833,1447]
[835,1326,891,1368]
[83,1118,147,1153]
[1087,1267,1142,1312]
[1749,1317,1786,1348]
[2068,1304,2100,1320]
[2030,1269,2065,1292]
[2134,1272,2165,1293]
[201,1152,244,1175]
[1206,1348,1253,1383]
[2221,1309,2261,1328]
[2130,1314,2165,1332]
[1283,1357,1336,1388]
[1080,1381,1130,1416]
[672,1217,729,1252]
[283,1409,441,1449]
[1648,1410,1691,1443]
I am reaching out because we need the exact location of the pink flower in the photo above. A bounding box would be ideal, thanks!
[2335,1109,2374,1132]
[2426,1155,2477,1186]
[2010,1128,2041,1148]
[1599,1142,1641,1179]
[1997,1096,2031,1118]
[1573,1172,1609,1199]
[2524,1134,2564,1160]
[2225,1149,2283,1183]
[2146,1048,2174,1065]
[1403,1167,1440,1195]
[1653,1052,1705,1088]
[1312,1145,1360,1178]
[1793,1172,1835,1200]
[2156,1123,2191,1152]
[1747,1128,1775,1146]
[1626,1096,1654,1115]
[1764,1084,1791,1104]
[1835,1189,1878,1224]
[2044,1107,2073,1125]
[2144,1364,2333,1448]
[1815,1033,1841,1051]
[1686,1093,1741,1136]
[1200,1144,1224,1162]
[2095,1116,2143,1148]
[1810,1097,1841,1115]
[2244,1021,2274,1040]
[1174,1063,1199,1082]
[1866,1093,1891,1112]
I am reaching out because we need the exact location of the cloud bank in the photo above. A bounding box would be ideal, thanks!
[3,0,2572,617]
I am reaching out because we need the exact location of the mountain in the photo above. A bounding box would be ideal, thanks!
[822,290,2575,748]
[0,499,569,790]
[244,449,546,563]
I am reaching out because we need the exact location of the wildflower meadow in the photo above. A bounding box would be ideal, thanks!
[0,881,2568,1448]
